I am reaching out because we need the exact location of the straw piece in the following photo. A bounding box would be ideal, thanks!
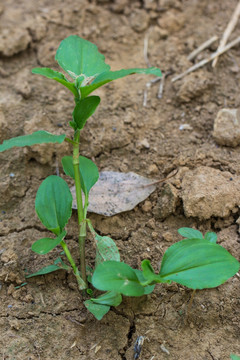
[172,36,240,82]
[188,35,218,61]
[212,1,240,67]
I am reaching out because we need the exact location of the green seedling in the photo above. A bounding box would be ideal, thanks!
[0,36,239,320]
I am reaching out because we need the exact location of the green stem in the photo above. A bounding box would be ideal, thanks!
[60,240,86,290]
[64,137,79,146]
[73,130,87,285]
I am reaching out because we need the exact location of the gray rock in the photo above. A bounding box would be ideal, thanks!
[213,108,240,147]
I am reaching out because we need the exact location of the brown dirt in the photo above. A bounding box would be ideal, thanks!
[0,0,240,359]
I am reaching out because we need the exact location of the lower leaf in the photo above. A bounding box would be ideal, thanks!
[84,300,110,320]
[31,230,66,254]
[92,261,145,296]
[25,257,70,278]
[159,239,240,289]
[91,291,122,307]
[230,354,240,360]
[95,234,120,265]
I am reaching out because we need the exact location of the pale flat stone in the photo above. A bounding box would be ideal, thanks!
[213,108,240,147]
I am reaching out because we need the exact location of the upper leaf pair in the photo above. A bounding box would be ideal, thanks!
[32,35,162,101]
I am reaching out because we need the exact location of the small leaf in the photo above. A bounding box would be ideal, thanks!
[204,232,217,243]
[80,68,162,98]
[84,300,110,320]
[32,67,78,97]
[35,176,72,235]
[61,156,75,178]
[141,259,162,284]
[92,261,145,296]
[15,282,28,289]
[91,291,122,307]
[79,156,99,195]
[95,234,120,266]
[134,269,155,295]
[62,155,99,196]
[230,354,240,360]
[56,35,110,80]
[72,96,101,130]
[0,131,66,153]
[71,171,157,216]
[159,239,240,289]
[26,264,66,278]
[31,230,66,255]
[54,257,71,270]
[178,227,203,239]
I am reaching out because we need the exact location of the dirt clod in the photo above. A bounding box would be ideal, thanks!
[181,167,240,220]
[0,27,31,56]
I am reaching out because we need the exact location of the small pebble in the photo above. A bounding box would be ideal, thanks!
[148,164,158,175]
[142,200,152,212]
[179,124,193,131]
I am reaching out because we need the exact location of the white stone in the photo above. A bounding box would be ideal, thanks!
[213,108,240,147]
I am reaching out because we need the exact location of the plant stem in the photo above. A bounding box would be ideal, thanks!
[60,240,86,290]
[73,130,87,285]
[65,137,79,146]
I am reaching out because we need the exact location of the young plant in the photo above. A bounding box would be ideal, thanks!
[0,36,239,320]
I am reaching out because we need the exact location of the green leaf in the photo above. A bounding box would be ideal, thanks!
[15,282,28,289]
[91,291,122,307]
[95,234,120,266]
[53,257,71,270]
[61,156,75,178]
[26,262,69,279]
[0,131,66,153]
[92,261,145,296]
[32,67,78,97]
[35,176,72,235]
[80,67,162,98]
[178,227,203,239]
[84,300,110,320]
[79,156,99,195]
[72,96,101,129]
[134,269,155,295]
[230,354,240,360]
[55,35,110,80]
[204,232,217,243]
[159,239,240,289]
[31,230,66,255]
[141,259,162,284]
[62,155,99,196]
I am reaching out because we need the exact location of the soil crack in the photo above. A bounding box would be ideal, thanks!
[0,308,83,321]
[0,225,49,237]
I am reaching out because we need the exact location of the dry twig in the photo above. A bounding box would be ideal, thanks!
[158,73,165,99]
[212,1,240,67]
[172,35,240,82]
[187,35,218,61]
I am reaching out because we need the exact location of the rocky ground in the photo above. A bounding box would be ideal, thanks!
[0,0,240,359]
